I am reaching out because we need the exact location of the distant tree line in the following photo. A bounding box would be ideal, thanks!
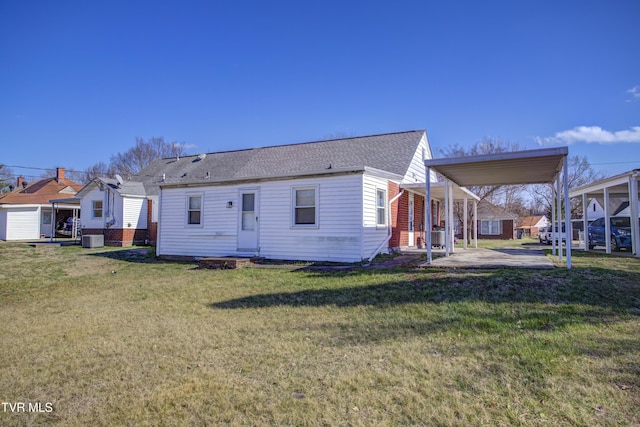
[63,137,187,184]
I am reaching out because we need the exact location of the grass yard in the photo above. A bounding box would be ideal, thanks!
[1,242,639,426]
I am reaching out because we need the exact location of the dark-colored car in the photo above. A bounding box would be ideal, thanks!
[587,217,632,251]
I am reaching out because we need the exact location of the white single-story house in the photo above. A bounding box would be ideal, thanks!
[0,168,82,240]
[151,130,438,262]
[76,177,157,246]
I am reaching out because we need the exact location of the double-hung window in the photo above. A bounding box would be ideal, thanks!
[92,200,103,218]
[481,220,501,235]
[293,186,317,227]
[187,194,202,225]
[376,189,387,226]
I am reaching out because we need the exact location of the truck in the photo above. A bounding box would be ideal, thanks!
[538,223,566,245]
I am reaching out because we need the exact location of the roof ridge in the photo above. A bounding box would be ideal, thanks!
[156,130,425,160]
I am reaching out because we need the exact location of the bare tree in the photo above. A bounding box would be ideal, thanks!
[110,137,187,178]
[0,164,14,192]
[439,137,524,242]
[529,155,607,219]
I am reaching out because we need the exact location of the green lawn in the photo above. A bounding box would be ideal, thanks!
[1,242,639,426]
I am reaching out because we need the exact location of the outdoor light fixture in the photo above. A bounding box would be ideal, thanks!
[227,201,233,208]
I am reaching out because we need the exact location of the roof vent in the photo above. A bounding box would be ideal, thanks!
[162,173,166,182]
[205,171,210,179]
[198,153,207,161]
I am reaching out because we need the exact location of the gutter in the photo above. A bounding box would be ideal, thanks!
[367,189,404,264]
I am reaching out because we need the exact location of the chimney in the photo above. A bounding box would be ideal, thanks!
[56,167,65,183]
[17,176,24,188]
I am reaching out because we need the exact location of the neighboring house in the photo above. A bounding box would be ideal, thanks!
[583,197,626,221]
[517,215,549,237]
[0,168,82,240]
[152,130,433,262]
[76,177,158,246]
[474,200,518,240]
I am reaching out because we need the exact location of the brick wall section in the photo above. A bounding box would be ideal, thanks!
[388,182,403,248]
[82,228,148,247]
[477,219,515,240]
[388,181,427,248]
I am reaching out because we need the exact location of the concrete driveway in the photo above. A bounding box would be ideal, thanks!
[415,247,555,269]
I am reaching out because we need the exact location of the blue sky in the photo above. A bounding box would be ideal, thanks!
[1,0,639,181]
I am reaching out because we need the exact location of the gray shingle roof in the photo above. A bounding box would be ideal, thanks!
[131,130,426,195]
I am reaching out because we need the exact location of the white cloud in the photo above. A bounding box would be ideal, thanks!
[536,126,640,145]
[626,86,640,102]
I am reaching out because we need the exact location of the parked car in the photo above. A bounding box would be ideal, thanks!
[587,217,632,251]
[539,223,566,245]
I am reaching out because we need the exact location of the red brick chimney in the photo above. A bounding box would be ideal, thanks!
[17,176,24,188]
[56,167,65,183]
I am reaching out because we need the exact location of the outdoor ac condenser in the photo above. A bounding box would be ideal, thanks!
[82,234,104,248]
[431,230,445,248]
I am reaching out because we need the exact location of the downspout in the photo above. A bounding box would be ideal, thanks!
[368,189,404,263]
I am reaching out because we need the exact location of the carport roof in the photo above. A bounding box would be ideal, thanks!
[424,147,568,186]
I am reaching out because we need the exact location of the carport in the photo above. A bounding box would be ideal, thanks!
[568,169,639,257]
[423,147,572,268]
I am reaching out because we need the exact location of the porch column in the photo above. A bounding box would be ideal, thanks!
[473,200,478,248]
[449,182,455,253]
[50,202,55,242]
[563,157,571,269]
[444,179,450,257]
[425,168,432,264]
[463,197,468,250]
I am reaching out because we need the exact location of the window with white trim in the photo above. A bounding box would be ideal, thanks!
[376,188,387,226]
[480,220,502,235]
[92,200,103,218]
[187,194,202,225]
[292,186,317,226]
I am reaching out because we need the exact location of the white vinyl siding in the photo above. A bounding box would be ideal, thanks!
[402,133,431,184]
[158,174,364,262]
[80,186,106,229]
[123,197,147,229]
[362,173,390,258]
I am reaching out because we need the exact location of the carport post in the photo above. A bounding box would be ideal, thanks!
[582,193,589,251]
[425,168,432,264]
[556,173,562,262]
[563,157,571,269]
[551,183,557,256]
[629,174,639,257]
[604,187,611,254]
